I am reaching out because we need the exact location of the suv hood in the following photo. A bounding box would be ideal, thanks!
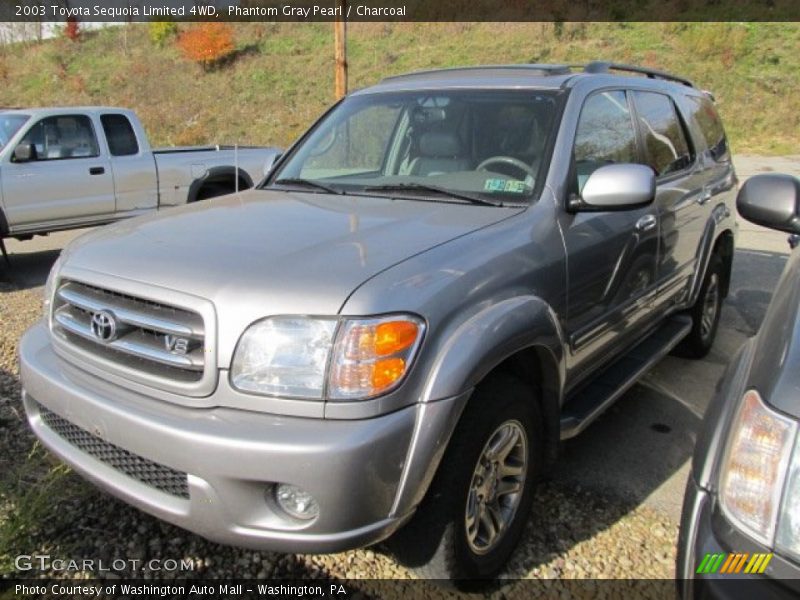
[62,189,516,362]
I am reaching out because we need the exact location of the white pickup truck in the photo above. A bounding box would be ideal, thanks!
[0,107,281,258]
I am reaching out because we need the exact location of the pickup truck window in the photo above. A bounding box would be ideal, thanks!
[631,91,693,177]
[0,113,29,151]
[101,114,139,156]
[271,90,559,203]
[19,115,100,161]
[574,90,638,191]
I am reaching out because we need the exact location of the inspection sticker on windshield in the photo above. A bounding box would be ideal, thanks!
[484,179,527,193]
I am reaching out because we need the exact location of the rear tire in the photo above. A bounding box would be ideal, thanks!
[674,253,724,359]
[387,373,542,589]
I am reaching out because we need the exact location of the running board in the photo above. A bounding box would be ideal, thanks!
[559,315,692,440]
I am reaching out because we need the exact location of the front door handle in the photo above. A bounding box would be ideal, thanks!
[697,187,712,205]
[635,214,657,232]
[89,167,105,176]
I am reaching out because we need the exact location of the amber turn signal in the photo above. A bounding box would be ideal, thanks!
[329,315,424,400]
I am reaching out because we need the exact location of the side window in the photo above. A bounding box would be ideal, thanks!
[631,91,693,177]
[19,115,99,161]
[573,90,638,191]
[101,114,139,156]
[686,95,728,162]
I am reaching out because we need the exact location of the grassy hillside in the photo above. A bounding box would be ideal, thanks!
[0,22,797,154]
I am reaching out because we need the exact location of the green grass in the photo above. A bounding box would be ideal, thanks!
[0,23,797,154]
[0,443,82,574]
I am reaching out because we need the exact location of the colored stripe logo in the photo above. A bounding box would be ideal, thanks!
[696,552,773,574]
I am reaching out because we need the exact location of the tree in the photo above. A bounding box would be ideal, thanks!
[177,23,235,70]
[64,17,79,41]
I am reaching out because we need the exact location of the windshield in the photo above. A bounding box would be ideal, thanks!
[0,114,29,151]
[268,90,559,203]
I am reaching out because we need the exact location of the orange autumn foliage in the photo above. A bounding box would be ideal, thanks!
[177,23,235,69]
[64,18,80,41]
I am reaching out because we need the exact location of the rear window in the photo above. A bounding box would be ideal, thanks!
[631,91,693,177]
[686,95,728,162]
[101,114,139,156]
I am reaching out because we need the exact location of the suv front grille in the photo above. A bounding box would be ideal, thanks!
[52,279,207,385]
[39,405,190,499]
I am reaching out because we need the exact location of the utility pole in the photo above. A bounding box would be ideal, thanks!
[334,0,347,99]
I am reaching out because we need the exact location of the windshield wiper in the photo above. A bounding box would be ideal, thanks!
[363,183,504,207]
[272,178,343,195]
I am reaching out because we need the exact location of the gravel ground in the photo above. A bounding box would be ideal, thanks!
[0,278,677,593]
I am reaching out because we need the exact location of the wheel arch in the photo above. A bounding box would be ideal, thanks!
[712,228,735,298]
[187,166,253,203]
[689,203,735,305]
[391,297,566,517]
[0,206,9,238]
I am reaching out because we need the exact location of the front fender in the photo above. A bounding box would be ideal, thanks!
[421,295,565,402]
[390,296,566,516]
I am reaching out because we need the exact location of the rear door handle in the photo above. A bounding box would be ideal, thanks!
[89,167,105,175]
[635,214,657,232]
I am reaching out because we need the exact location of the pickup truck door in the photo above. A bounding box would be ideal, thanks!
[2,114,114,229]
[629,91,706,311]
[561,90,659,377]
[99,113,158,213]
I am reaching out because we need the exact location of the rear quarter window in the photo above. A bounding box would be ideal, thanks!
[685,95,729,162]
[631,91,693,177]
[101,114,139,157]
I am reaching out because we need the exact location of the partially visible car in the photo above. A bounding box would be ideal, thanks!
[677,173,800,597]
[0,107,281,250]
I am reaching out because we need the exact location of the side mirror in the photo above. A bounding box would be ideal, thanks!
[263,152,283,177]
[13,142,35,163]
[570,163,656,212]
[737,173,800,235]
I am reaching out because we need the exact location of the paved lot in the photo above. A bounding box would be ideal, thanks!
[0,155,798,585]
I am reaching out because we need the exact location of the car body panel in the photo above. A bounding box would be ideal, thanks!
[61,188,520,368]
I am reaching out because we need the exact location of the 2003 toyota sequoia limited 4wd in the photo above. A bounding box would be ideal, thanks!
[20,62,737,583]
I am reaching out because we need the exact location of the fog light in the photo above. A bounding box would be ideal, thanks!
[274,484,319,521]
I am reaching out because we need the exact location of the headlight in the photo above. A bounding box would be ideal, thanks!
[719,389,797,545]
[231,317,337,399]
[42,255,62,322]
[230,314,425,400]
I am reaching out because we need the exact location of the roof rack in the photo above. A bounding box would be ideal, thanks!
[576,61,695,88]
[380,64,573,83]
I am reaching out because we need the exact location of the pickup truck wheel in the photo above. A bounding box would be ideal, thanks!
[387,374,542,588]
[674,253,724,359]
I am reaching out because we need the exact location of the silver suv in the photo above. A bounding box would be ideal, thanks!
[20,62,737,583]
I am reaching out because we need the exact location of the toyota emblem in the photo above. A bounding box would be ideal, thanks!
[90,310,118,343]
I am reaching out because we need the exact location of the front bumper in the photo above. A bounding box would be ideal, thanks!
[677,475,800,599]
[20,322,429,553]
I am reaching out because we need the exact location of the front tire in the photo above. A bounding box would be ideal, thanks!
[388,373,542,587]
